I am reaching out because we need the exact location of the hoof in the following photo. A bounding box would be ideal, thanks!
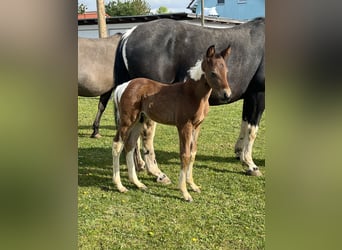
[246,169,262,176]
[90,133,101,139]
[139,184,148,190]
[190,184,201,193]
[118,186,128,193]
[156,173,171,185]
[184,195,193,202]
[135,162,146,172]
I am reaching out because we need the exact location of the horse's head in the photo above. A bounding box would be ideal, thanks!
[202,45,231,103]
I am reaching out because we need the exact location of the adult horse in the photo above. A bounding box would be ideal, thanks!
[114,18,264,179]
[78,34,122,138]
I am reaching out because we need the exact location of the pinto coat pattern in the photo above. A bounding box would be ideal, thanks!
[112,45,231,201]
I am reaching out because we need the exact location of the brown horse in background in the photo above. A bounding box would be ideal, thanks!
[112,45,231,202]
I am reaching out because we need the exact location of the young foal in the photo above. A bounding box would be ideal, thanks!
[112,45,231,201]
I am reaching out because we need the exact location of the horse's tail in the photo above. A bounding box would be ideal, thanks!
[114,32,132,90]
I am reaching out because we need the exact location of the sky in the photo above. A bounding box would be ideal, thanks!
[78,0,193,14]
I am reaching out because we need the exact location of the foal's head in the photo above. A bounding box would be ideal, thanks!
[202,45,231,102]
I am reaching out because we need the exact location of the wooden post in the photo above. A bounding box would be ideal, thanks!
[96,0,108,38]
[201,0,205,27]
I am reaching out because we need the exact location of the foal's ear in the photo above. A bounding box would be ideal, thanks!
[206,45,216,58]
[221,46,231,60]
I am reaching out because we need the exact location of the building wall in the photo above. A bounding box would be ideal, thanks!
[196,0,265,21]
[78,18,238,38]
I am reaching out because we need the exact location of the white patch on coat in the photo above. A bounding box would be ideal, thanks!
[122,26,137,71]
[114,81,131,121]
[188,60,204,81]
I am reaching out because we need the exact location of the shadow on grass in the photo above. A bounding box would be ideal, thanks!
[78,125,116,138]
[78,147,265,189]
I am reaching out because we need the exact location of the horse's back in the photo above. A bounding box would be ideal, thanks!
[78,34,122,97]
[116,18,264,103]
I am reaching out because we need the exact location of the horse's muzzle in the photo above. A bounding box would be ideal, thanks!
[222,89,232,102]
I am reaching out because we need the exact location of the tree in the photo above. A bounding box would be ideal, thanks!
[157,6,169,14]
[105,0,151,16]
[78,3,87,14]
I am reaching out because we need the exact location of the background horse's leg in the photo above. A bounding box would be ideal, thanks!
[186,127,201,193]
[236,91,265,176]
[91,88,113,138]
[141,120,171,184]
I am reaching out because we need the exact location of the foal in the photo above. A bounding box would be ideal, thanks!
[112,45,231,201]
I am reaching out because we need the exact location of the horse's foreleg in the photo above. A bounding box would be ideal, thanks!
[178,125,193,202]
[112,134,127,192]
[141,119,171,184]
[186,127,201,193]
[91,89,113,138]
[236,92,264,176]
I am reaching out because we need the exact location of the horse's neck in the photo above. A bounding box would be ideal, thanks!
[185,77,211,101]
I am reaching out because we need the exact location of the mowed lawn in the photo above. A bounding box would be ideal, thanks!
[78,96,265,249]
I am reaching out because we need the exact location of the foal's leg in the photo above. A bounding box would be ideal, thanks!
[178,124,193,202]
[125,122,147,190]
[112,133,128,192]
[141,120,171,184]
[134,137,146,171]
[186,127,201,193]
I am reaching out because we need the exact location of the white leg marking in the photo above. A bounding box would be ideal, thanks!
[240,124,262,176]
[126,149,147,190]
[186,151,201,192]
[142,121,171,184]
[112,139,128,192]
[235,120,248,158]
[179,167,192,202]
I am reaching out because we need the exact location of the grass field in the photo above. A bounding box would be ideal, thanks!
[78,96,265,249]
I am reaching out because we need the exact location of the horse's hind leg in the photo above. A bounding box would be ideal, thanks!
[91,89,113,138]
[134,137,145,172]
[125,121,147,190]
[141,119,171,184]
[112,133,128,192]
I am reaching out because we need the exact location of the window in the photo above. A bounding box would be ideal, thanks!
[217,0,225,4]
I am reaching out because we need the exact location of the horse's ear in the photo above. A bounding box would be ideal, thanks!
[221,46,231,60]
[206,45,216,58]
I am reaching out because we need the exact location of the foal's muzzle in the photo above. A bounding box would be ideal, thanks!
[222,89,232,102]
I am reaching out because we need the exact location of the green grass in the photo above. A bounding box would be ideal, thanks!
[78,96,265,249]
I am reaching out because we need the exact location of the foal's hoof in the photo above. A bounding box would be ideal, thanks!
[246,169,262,176]
[118,186,128,193]
[184,195,193,202]
[156,173,171,185]
[139,184,148,190]
[135,161,146,172]
[90,133,101,139]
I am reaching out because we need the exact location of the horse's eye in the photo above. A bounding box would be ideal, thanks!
[211,72,216,78]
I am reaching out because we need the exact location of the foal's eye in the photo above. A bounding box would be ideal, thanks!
[211,72,216,78]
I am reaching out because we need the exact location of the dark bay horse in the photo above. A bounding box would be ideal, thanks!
[114,18,264,178]
[113,45,231,201]
[78,34,122,138]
